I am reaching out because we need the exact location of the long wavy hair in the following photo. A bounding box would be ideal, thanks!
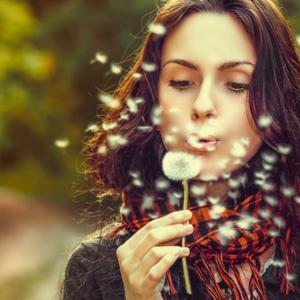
[81,0,300,235]
[60,1,300,299]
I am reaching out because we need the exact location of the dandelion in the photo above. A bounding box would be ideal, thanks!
[98,93,120,109]
[84,123,99,133]
[102,121,118,131]
[148,22,167,36]
[258,114,273,128]
[107,134,128,149]
[111,63,122,74]
[54,138,70,148]
[277,143,292,155]
[162,151,202,295]
[142,62,157,72]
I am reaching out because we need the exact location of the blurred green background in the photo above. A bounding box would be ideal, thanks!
[0,0,299,299]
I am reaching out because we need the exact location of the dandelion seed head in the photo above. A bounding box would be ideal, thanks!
[148,22,167,36]
[97,145,108,155]
[111,63,122,74]
[142,62,157,72]
[190,183,207,196]
[102,121,118,131]
[54,138,70,148]
[107,134,128,149]
[277,144,292,155]
[98,93,120,109]
[258,114,273,128]
[155,177,170,190]
[162,151,202,181]
[85,123,100,133]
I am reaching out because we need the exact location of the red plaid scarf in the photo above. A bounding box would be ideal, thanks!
[107,189,296,299]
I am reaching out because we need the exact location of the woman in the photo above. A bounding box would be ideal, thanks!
[61,0,300,299]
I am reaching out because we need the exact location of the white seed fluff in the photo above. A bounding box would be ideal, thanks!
[162,151,201,181]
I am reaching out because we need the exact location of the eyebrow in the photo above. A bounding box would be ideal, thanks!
[162,59,255,71]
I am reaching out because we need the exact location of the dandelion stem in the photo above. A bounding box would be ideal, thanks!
[181,179,192,295]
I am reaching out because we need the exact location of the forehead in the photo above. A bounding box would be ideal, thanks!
[160,12,257,69]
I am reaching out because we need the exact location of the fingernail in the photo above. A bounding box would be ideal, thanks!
[183,210,192,217]
[182,248,190,255]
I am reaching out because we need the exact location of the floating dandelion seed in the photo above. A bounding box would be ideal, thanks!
[148,22,167,36]
[209,204,226,219]
[133,72,142,80]
[208,196,221,205]
[98,93,120,109]
[167,191,180,207]
[264,195,279,206]
[54,138,70,148]
[107,134,128,149]
[262,181,275,192]
[142,62,157,72]
[255,170,270,180]
[142,194,155,210]
[262,163,274,171]
[258,208,272,219]
[133,178,144,187]
[281,185,295,197]
[155,177,170,190]
[97,145,108,155]
[165,134,176,144]
[273,216,286,228]
[118,228,130,236]
[236,214,258,230]
[296,34,300,46]
[190,183,206,196]
[169,107,180,114]
[277,144,292,155]
[162,151,201,181]
[120,206,130,217]
[295,196,300,204]
[228,190,240,199]
[85,123,100,133]
[151,105,162,126]
[95,52,108,64]
[111,63,122,74]
[229,178,241,189]
[261,151,278,164]
[258,114,273,128]
[269,229,280,237]
[126,97,144,114]
[137,126,153,132]
[119,111,129,121]
[230,139,248,157]
[129,170,141,178]
[197,199,208,207]
[221,172,231,179]
[218,158,230,169]
[102,121,118,131]
[218,221,238,244]
[201,174,218,181]
[170,126,179,134]
[286,273,297,282]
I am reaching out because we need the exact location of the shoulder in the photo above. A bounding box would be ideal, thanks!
[61,222,128,300]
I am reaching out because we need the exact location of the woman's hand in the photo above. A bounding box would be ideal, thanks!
[116,209,193,300]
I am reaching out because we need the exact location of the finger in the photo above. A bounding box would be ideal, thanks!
[144,250,188,291]
[138,246,190,278]
[123,210,192,250]
[134,222,194,260]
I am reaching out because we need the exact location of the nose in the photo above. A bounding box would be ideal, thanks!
[191,78,217,121]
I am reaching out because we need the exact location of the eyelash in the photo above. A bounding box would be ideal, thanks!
[168,80,250,94]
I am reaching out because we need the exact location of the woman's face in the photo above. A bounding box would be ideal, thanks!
[158,12,263,181]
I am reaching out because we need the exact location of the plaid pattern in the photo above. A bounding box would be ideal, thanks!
[108,190,296,299]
